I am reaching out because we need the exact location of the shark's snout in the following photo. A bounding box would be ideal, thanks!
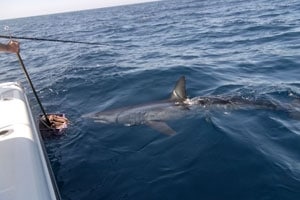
[81,112,94,118]
[82,110,118,124]
[93,119,110,124]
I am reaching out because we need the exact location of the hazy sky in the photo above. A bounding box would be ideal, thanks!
[0,0,159,20]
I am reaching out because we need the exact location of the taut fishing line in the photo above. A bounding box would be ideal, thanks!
[1,25,106,46]
[0,34,105,46]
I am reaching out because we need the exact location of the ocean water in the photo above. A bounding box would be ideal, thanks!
[1,0,300,199]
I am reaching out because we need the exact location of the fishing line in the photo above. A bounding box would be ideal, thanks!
[0,35,105,46]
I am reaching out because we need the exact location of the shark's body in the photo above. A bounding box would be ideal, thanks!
[83,76,287,135]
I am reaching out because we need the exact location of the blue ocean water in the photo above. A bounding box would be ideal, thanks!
[1,0,300,199]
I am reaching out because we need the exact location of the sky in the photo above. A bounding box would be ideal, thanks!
[0,0,159,20]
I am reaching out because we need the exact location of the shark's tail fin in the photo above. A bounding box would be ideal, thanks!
[170,76,187,102]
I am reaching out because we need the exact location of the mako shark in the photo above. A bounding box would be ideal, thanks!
[83,76,293,135]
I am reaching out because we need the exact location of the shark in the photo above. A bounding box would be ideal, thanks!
[82,76,295,135]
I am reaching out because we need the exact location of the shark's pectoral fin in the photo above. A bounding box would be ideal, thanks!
[145,121,176,135]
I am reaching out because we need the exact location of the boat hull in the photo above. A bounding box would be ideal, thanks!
[0,82,60,200]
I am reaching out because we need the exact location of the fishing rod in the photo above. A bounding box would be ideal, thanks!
[16,52,51,125]
[0,35,104,46]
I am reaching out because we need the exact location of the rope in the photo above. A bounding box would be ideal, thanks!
[0,35,104,46]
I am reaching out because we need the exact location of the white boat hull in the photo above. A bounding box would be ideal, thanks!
[0,82,60,200]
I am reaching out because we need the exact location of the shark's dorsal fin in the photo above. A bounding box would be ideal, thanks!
[170,76,187,102]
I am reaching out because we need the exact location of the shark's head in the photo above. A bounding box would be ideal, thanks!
[82,110,119,124]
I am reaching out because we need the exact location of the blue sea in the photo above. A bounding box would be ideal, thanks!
[1,0,300,199]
